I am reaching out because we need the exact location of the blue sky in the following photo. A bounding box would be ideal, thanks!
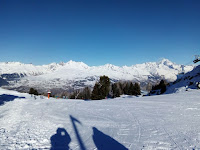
[0,0,200,66]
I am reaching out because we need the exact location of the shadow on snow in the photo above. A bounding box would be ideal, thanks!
[50,128,71,150]
[92,127,128,150]
[0,94,25,106]
[50,115,128,150]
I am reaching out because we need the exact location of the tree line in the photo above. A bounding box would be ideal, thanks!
[69,75,141,100]
[149,79,167,95]
[29,76,168,100]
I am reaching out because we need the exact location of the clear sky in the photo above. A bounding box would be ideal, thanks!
[0,0,200,66]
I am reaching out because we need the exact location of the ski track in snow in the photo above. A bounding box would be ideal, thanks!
[1,89,200,149]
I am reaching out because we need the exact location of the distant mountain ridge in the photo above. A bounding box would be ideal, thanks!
[0,59,194,94]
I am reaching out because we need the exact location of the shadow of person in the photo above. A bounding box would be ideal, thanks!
[92,127,128,150]
[50,128,71,150]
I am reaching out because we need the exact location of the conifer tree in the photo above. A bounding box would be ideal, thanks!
[29,88,39,95]
[99,75,110,99]
[91,83,101,100]
[133,82,141,95]
[160,80,166,94]
[112,83,120,98]
[123,82,129,95]
[34,89,39,96]
[29,88,35,95]
[128,82,135,95]
[82,87,91,100]
[118,82,124,95]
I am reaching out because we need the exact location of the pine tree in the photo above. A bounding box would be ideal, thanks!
[123,82,129,95]
[160,80,166,94]
[29,88,35,95]
[128,82,135,95]
[118,82,124,95]
[133,82,141,95]
[99,75,110,99]
[91,83,101,100]
[91,75,111,100]
[112,83,120,98]
[82,87,91,100]
[34,89,39,96]
[29,88,39,95]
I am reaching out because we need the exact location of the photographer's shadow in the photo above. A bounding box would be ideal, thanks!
[50,128,71,150]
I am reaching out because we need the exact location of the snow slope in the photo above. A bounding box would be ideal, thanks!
[166,65,200,94]
[0,88,200,149]
[1,59,193,91]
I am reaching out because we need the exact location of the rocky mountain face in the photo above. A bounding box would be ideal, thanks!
[0,59,194,95]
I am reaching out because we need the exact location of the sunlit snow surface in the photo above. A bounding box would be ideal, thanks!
[0,88,200,150]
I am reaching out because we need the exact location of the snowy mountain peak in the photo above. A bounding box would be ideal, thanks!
[158,58,174,66]
[102,64,118,69]
[65,60,89,69]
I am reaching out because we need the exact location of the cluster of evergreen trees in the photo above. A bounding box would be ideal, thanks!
[150,79,167,94]
[29,77,168,100]
[69,75,141,100]
[29,88,39,95]
[111,81,141,98]
[69,87,91,100]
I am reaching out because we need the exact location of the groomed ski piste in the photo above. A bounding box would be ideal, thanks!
[0,88,200,150]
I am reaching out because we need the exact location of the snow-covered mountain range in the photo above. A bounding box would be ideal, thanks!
[0,59,194,93]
